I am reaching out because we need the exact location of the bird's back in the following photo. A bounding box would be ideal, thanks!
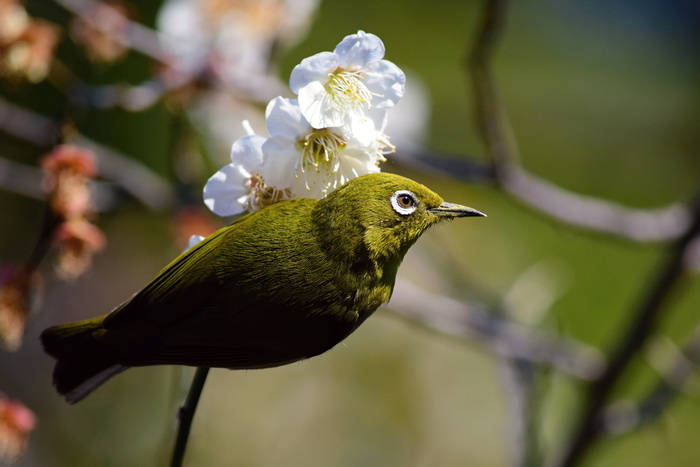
[100,197,384,369]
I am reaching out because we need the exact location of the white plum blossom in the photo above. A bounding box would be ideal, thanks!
[203,31,405,216]
[157,0,321,166]
[262,97,392,198]
[203,134,290,216]
[203,135,264,216]
[290,31,405,130]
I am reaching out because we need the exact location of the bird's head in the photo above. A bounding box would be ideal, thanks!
[313,173,485,264]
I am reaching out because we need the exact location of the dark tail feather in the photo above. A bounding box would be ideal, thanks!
[41,316,126,403]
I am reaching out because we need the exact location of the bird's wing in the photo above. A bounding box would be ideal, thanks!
[101,221,237,334]
[100,199,362,368]
[119,302,360,369]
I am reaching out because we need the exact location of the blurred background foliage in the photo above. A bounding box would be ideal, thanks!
[1,0,699,466]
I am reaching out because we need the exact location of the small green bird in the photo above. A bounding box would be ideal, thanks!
[41,173,485,403]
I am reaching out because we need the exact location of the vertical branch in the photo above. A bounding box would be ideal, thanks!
[467,2,700,466]
[602,324,700,435]
[464,1,691,242]
[501,359,543,467]
[468,2,539,465]
[553,194,700,467]
[467,0,519,170]
[170,367,210,467]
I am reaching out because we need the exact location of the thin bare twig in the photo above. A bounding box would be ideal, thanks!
[53,0,288,111]
[0,96,58,146]
[53,0,171,63]
[552,193,700,467]
[501,167,690,242]
[466,2,700,465]
[73,136,175,211]
[170,367,210,467]
[0,98,175,210]
[388,278,605,380]
[0,153,174,214]
[500,358,543,467]
[467,0,518,169]
[601,326,700,436]
[0,156,46,201]
[464,0,690,243]
[390,148,496,184]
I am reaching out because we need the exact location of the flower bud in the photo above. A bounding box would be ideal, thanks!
[0,394,35,463]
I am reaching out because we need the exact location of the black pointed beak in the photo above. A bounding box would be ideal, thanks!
[428,202,487,218]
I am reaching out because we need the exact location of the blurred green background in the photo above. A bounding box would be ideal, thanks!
[1,0,699,466]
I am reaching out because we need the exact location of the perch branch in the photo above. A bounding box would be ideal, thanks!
[170,367,210,467]
[552,193,700,467]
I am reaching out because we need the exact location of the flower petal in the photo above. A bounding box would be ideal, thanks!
[343,115,379,146]
[338,147,381,178]
[297,81,346,129]
[202,164,249,216]
[265,97,311,138]
[289,51,338,94]
[261,136,303,188]
[204,134,265,216]
[364,59,406,109]
[334,31,385,68]
[365,107,389,133]
[229,134,265,165]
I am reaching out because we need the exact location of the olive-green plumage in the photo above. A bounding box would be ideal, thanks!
[41,173,485,403]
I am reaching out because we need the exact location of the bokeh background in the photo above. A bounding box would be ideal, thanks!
[1,0,699,466]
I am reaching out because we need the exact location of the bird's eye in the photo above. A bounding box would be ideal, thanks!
[398,194,414,207]
[391,190,418,216]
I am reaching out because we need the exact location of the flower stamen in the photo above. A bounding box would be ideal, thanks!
[375,132,395,162]
[325,68,380,112]
[247,173,290,211]
[298,128,347,174]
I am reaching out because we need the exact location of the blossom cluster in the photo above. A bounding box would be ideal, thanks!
[0,0,60,83]
[203,31,405,216]
[40,145,106,283]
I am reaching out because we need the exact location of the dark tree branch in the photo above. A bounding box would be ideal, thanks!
[500,358,542,467]
[170,367,210,467]
[552,193,700,467]
[461,0,690,243]
[465,2,700,466]
[467,0,518,169]
[389,278,605,380]
[601,325,700,436]
[390,149,496,184]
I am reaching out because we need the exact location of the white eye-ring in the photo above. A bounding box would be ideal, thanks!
[391,190,418,216]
